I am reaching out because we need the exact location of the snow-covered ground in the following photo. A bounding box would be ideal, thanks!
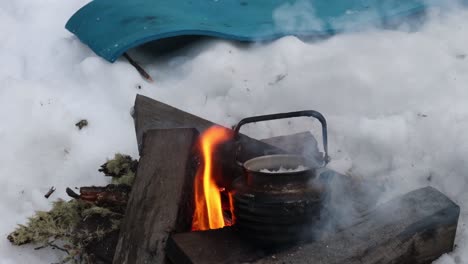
[1,0,468,263]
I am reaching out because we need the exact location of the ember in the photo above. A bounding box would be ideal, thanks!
[192,126,232,231]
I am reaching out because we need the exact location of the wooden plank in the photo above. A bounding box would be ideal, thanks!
[133,95,212,153]
[166,186,460,264]
[133,94,285,161]
[113,128,199,264]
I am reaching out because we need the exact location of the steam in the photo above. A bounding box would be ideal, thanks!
[272,0,468,36]
[273,0,325,34]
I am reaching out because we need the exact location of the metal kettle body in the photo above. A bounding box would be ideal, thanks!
[230,111,329,246]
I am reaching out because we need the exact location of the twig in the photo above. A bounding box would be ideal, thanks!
[34,244,48,250]
[49,243,70,254]
[44,186,56,199]
[66,187,80,199]
[34,242,69,254]
[123,52,154,83]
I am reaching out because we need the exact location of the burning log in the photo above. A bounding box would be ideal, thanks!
[166,186,459,264]
[113,128,199,264]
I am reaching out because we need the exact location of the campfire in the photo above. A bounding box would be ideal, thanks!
[113,95,460,264]
[192,110,331,246]
[192,126,233,231]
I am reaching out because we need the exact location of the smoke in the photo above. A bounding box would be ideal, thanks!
[271,0,468,36]
[273,0,325,34]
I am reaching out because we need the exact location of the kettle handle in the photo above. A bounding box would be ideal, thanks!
[233,110,330,164]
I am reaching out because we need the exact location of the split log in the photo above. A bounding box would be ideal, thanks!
[133,94,285,161]
[133,95,211,151]
[166,186,459,264]
[113,128,199,264]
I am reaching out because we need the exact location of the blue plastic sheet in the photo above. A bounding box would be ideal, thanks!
[66,0,430,62]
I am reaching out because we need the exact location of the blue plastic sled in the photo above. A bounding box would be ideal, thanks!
[66,0,432,62]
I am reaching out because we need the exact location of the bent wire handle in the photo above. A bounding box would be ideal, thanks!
[233,110,330,165]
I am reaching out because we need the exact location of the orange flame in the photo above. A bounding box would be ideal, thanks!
[192,126,232,231]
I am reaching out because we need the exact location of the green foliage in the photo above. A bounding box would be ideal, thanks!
[100,153,138,186]
[111,171,135,186]
[8,153,137,263]
[8,199,122,263]
[103,153,134,176]
[81,206,115,220]
[8,199,87,246]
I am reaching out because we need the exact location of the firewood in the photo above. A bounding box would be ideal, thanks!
[132,94,285,160]
[113,128,199,264]
[166,186,459,264]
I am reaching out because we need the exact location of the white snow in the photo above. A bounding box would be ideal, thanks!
[1,0,468,263]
